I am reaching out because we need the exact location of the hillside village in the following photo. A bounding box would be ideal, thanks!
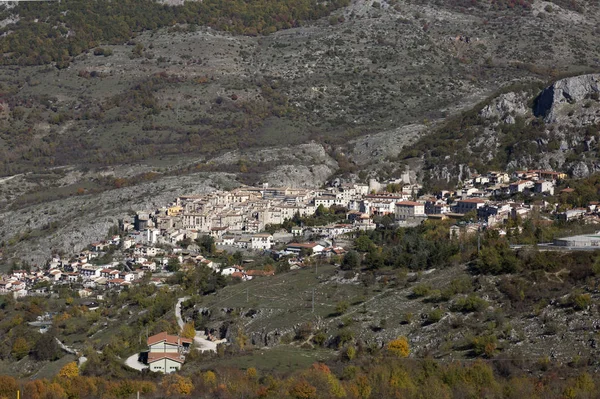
[0,168,598,300]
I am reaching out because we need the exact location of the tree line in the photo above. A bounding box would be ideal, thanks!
[0,0,350,66]
[0,354,597,398]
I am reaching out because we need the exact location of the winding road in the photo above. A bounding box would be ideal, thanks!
[176,297,225,352]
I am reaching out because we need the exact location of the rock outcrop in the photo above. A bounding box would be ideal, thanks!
[534,74,600,123]
[479,92,530,124]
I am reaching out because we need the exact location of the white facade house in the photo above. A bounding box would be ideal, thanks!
[286,242,325,255]
[80,266,102,279]
[146,332,192,374]
[251,234,273,250]
[395,201,426,221]
[534,180,555,195]
[148,353,185,373]
[509,180,534,194]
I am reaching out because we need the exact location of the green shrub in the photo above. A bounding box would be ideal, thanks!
[471,334,498,358]
[452,295,488,313]
[426,309,443,324]
[412,284,431,298]
[571,293,591,310]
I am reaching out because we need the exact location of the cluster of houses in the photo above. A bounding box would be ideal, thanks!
[386,169,579,228]
[125,183,380,249]
[3,169,595,298]
[0,244,225,298]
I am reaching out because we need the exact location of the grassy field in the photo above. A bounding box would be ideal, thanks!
[196,346,334,374]
[197,264,379,331]
[0,354,76,380]
[29,354,78,380]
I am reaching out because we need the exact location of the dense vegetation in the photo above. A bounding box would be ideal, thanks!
[342,221,463,271]
[0,0,349,66]
[0,355,599,398]
[2,218,600,394]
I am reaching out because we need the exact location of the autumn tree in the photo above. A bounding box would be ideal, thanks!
[387,336,410,357]
[181,322,196,339]
[11,336,29,360]
[58,362,80,379]
[289,379,317,399]
[163,375,194,396]
[0,376,18,399]
[202,370,217,388]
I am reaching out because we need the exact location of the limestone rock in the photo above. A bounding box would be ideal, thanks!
[479,92,529,124]
[534,74,600,123]
[571,161,590,178]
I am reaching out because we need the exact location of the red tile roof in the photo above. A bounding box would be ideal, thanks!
[147,332,193,346]
[287,242,319,248]
[147,352,185,364]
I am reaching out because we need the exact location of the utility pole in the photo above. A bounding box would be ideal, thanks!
[246,288,249,303]
[312,288,315,313]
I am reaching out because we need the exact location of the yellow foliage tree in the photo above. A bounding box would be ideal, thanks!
[164,375,194,396]
[387,336,410,358]
[0,376,18,399]
[289,379,317,399]
[246,367,258,380]
[58,362,79,379]
[12,337,29,360]
[203,370,217,387]
[181,322,196,340]
[327,374,346,398]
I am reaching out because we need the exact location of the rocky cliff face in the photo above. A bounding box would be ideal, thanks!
[534,74,600,123]
[416,75,600,183]
[480,92,530,125]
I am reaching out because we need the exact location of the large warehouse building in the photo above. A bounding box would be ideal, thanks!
[553,234,600,248]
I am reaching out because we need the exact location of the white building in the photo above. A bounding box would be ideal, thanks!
[509,180,534,194]
[395,201,426,221]
[251,234,273,250]
[454,199,487,214]
[534,180,555,195]
[146,332,192,373]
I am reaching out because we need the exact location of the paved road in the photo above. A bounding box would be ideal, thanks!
[176,297,224,352]
[125,353,148,371]
[56,337,77,355]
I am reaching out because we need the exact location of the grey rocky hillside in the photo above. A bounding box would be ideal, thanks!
[0,142,337,268]
[407,73,600,186]
[1,0,600,266]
